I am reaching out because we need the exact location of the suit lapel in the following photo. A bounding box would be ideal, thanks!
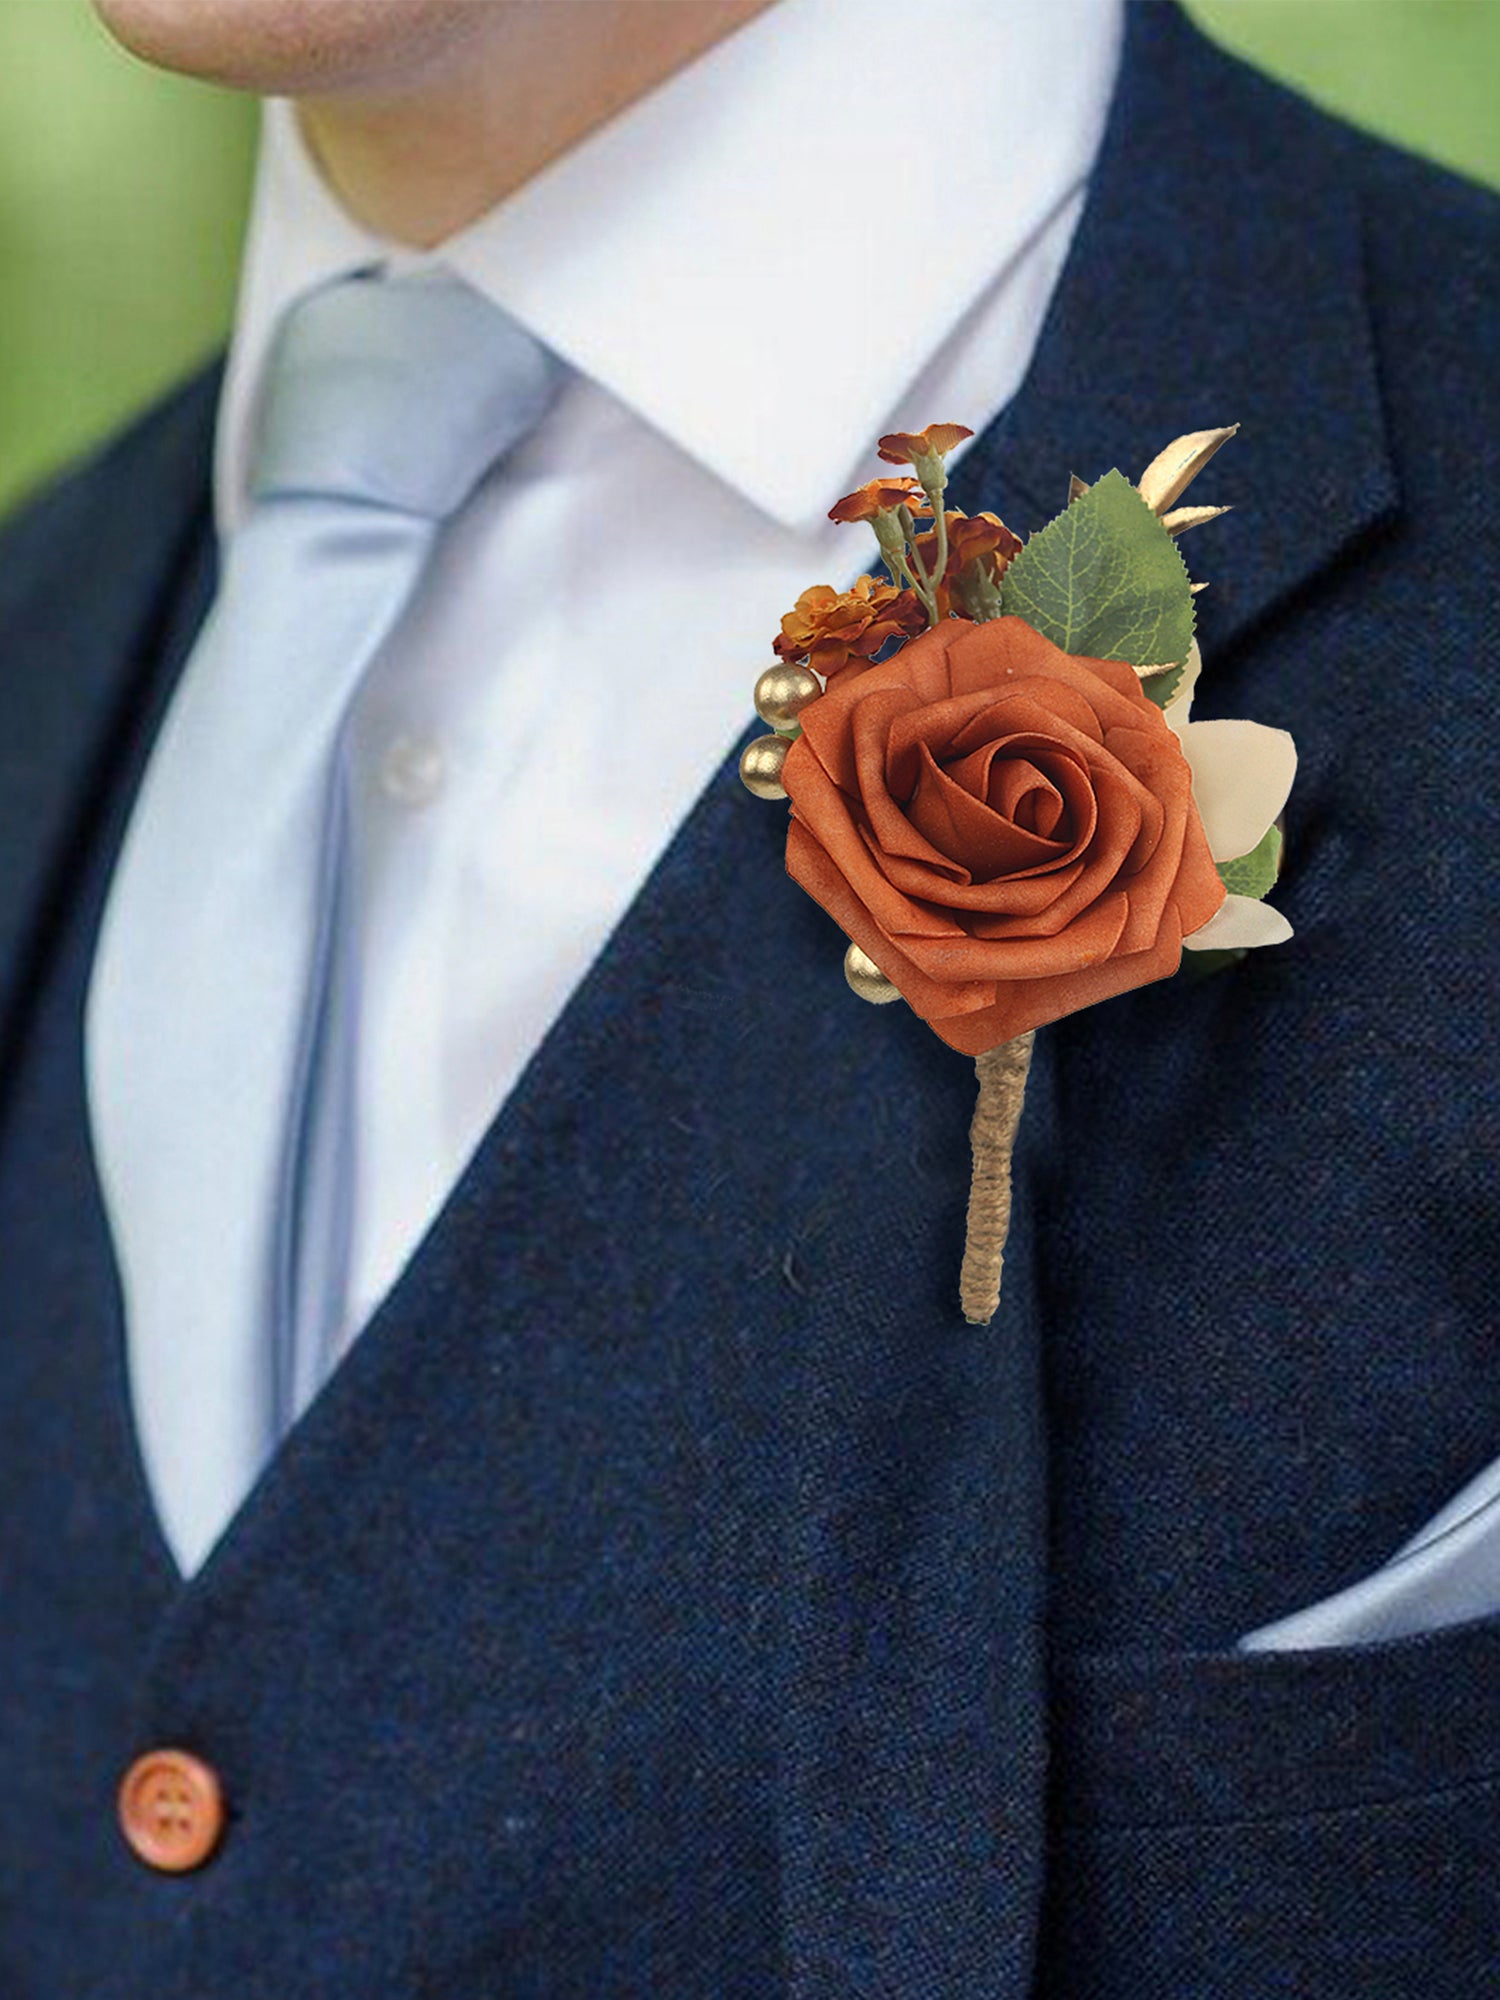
[951,4,1397,662]
[0,371,220,1077]
[768,11,1400,1963]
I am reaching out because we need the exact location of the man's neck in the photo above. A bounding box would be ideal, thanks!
[296,0,776,249]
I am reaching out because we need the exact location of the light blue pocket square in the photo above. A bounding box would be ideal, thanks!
[1241,1455,1500,1652]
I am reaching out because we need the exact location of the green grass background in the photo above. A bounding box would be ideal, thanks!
[1,0,1496,515]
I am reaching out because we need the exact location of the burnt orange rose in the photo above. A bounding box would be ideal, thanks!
[781,616,1226,1053]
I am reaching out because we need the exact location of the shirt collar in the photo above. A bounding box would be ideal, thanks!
[220,0,1123,536]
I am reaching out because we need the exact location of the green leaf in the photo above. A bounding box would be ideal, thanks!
[1216,823,1282,900]
[1177,945,1247,984]
[1000,467,1195,676]
[1138,661,1185,710]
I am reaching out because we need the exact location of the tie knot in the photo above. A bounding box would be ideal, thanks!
[249,271,561,520]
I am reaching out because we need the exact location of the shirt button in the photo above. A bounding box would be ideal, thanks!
[379,732,446,809]
[118,1747,225,1873]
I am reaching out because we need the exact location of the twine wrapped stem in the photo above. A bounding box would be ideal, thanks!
[959,1031,1036,1325]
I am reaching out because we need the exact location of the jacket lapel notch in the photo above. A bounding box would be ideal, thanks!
[953,4,1398,663]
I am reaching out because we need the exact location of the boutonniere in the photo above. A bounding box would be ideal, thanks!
[741,422,1295,1323]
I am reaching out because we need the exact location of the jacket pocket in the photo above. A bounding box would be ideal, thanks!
[1040,1612,1500,1998]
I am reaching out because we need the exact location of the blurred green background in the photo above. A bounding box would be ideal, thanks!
[1,0,1497,516]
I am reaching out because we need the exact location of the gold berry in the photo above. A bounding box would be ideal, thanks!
[753,663,821,734]
[739,733,791,800]
[843,942,902,1004]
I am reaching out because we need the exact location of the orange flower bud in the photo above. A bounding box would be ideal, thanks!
[828,477,925,525]
[772,575,926,680]
[876,423,974,467]
[908,508,1023,616]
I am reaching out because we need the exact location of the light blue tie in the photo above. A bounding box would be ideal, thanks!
[87,271,560,1572]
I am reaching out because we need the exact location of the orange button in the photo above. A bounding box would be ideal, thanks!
[118,1748,225,1873]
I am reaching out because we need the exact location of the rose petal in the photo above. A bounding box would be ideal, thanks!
[782,740,963,937]
[907,743,1070,876]
[902,888,1130,982]
[946,621,1148,728]
[1182,892,1294,951]
[929,905,1191,1055]
[786,820,992,1017]
[1177,719,1297,862]
[989,755,1063,834]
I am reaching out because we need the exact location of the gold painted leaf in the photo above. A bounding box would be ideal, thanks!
[1161,503,1231,537]
[1137,425,1238,514]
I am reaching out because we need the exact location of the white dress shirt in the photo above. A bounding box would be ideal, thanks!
[92,0,1124,1575]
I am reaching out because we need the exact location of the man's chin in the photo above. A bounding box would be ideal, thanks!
[91,0,476,95]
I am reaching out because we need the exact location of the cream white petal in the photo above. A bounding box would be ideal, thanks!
[1183,893,1294,952]
[1178,718,1297,861]
[1161,638,1202,736]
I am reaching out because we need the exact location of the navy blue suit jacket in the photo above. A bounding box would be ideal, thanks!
[1,8,1498,1994]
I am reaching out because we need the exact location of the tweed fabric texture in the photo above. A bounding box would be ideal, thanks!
[0,6,1497,1994]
